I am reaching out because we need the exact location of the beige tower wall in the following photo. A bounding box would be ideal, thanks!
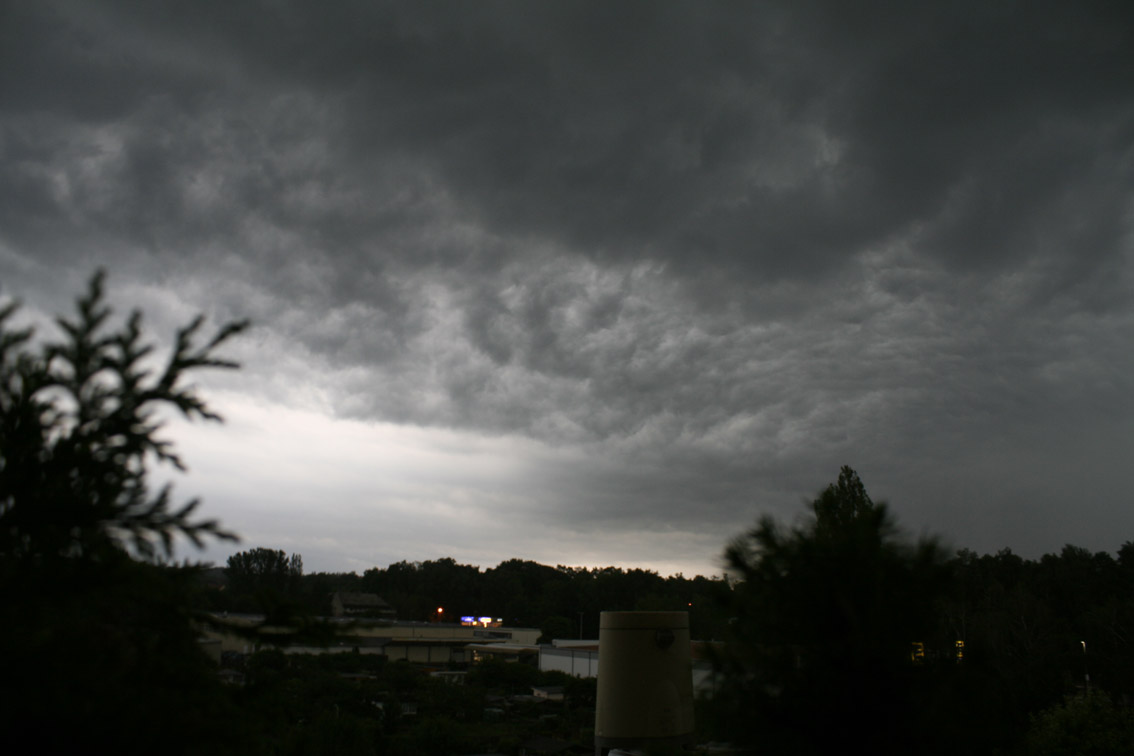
[595,611,694,750]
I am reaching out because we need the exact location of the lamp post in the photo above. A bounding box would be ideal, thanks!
[1081,640,1090,690]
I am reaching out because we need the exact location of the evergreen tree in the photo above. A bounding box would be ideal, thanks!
[718,466,952,755]
[226,546,304,597]
[0,272,248,754]
[0,271,244,563]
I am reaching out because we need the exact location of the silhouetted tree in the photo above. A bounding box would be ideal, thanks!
[0,271,244,563]
[718,466,953,755]
[1024,691,1134,756]
[226,546,303,598]
[0,273,247,753]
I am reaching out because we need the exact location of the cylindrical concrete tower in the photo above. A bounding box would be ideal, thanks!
[595,611,694,754]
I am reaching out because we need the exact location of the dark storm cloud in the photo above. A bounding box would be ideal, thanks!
[2,0,1133,563]
[7,1,1130,287]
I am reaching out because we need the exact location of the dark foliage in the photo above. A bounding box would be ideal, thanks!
[710,467,1134,755]
[0,273,247,754]
[1023,690,1134,756]
[355,556,731,638]
[0,271,245,562]
[225,546,304,607]
[3,557,248,753]
[717,466,955,755]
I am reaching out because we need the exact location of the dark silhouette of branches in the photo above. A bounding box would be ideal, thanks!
[0,270,247,563]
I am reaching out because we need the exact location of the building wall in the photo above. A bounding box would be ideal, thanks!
[283,645,385,656]
[540,646,600,678]
[385,643,468,664]
[349,623,540,644]
[539,645,717,694]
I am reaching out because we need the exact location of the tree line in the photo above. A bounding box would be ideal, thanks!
[216,549,734,641]
[220,471,1134,754]
[712,466,1134,755]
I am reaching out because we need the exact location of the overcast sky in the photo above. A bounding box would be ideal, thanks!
[2,1,1132,577]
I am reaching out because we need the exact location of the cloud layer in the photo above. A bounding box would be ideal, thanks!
[3,1,1133,574]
